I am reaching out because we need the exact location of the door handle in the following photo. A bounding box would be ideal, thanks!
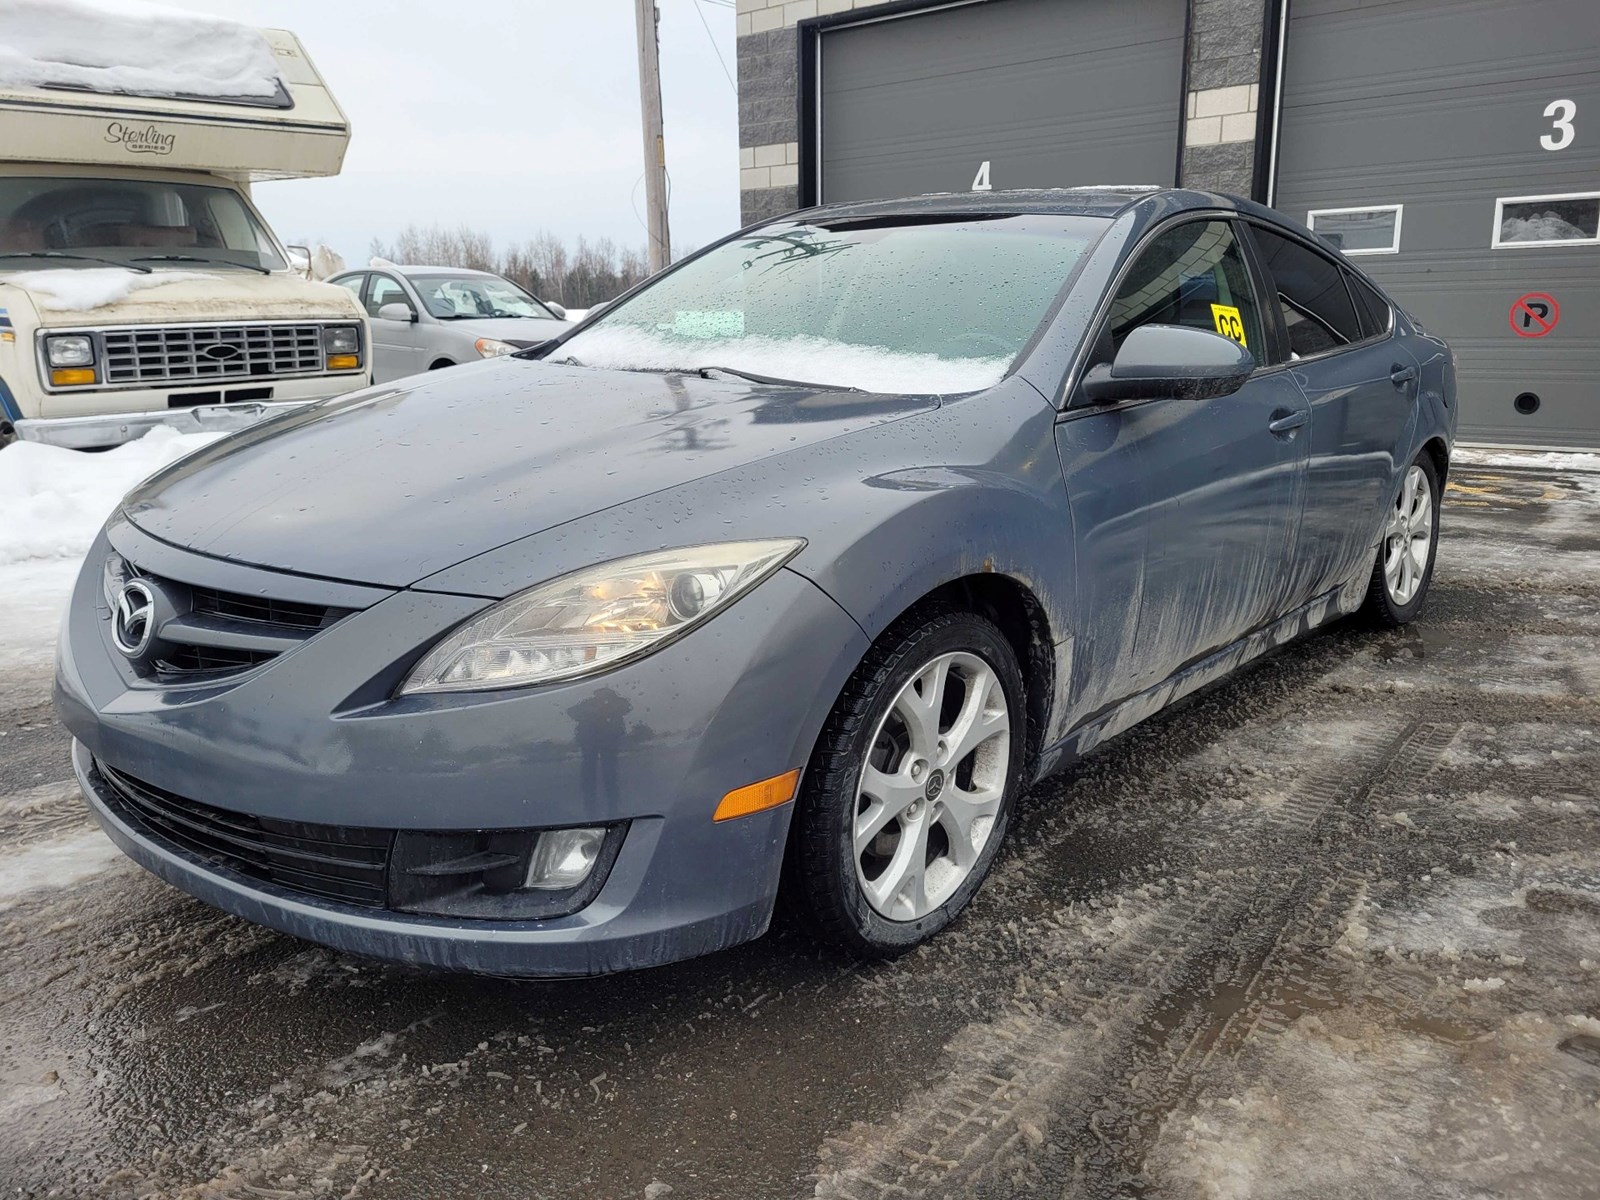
[1268,409,1308,435]
[1390,363,1418,388]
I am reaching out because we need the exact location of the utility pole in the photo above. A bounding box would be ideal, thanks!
[634,0,672,272]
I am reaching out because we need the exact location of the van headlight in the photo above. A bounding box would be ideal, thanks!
[46,335,95,367]
[397,539,805,695]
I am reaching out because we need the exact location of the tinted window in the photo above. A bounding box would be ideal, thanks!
[1249,226,1363,358]
[1107,220,1263,359]
[1345,271,1391,339]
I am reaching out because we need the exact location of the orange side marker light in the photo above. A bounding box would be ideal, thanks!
[713,768,800,822]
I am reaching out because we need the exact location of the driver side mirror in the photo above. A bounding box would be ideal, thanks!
[544,300,567,320]
[1081,323,1254,404]
[376,302,418,324]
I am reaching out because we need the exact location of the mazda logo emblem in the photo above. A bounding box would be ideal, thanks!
[200,343,241,362]
[112,580,156,658]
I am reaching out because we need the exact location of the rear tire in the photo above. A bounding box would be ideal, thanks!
[790,609,1026,958]
[1360,452,1440,627]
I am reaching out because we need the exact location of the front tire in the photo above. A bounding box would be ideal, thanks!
[1361,453,1441,627]
[791,609,1026,958]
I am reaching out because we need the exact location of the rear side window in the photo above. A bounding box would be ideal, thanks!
[1249,226,1363,358]
[1345,271,1392,339]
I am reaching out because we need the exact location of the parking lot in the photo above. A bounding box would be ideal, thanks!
[2,450,1597,1199]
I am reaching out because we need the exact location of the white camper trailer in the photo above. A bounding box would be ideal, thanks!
[0,5,370,447]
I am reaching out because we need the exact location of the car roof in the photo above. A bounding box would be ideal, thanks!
[393,265,498,278]
[781,186,1273,225]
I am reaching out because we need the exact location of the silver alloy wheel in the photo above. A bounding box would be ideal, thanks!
[1384,463,1433,607]
[853,651,1011,921]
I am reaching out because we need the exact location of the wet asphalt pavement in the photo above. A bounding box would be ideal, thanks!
[2,456,1597,1199]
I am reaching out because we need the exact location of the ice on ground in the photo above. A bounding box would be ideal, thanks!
[1455,446,1600,472]
[0,0,280,100]
[0,426,220,565]
[0,829,127,911]
[1147,1010,1600,1200]
[557,325,1009,395]
[4,267,210,312]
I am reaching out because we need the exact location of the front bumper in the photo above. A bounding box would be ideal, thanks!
[56,526,869,975]
[13,374,370,449]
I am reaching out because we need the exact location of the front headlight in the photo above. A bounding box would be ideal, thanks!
[323,325,361,355]
[46,335,95,367]
[475,337,518,358]
[398,538,805,695]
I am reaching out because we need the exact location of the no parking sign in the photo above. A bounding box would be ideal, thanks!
[1509,292,1560,337]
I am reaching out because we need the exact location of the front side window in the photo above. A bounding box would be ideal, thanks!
[367,274,412,317]
[410,273,558,321]
[0,176,286,271]
[556,214,1107,394]
[332,273,366,301]
[1249,226,1363,358]
[1107,220,1263,359]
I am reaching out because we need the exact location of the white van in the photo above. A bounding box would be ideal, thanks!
[0,9,370,448]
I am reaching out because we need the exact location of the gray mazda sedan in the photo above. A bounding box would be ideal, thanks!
[56,188,1456,975]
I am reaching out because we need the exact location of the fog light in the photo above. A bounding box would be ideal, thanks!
[524,827,605,890]
[50,366,96,386]
[325,353,360,370]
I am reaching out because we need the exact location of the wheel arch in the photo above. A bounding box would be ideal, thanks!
[428,358,455,370]
[1419,435,1449,487]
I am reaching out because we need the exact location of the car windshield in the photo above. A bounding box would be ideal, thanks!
[558,213,1107,394]
[0,176,287,271]
[410,273,558,320]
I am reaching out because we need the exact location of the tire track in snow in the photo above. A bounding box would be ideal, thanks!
[812,715,1454,1198]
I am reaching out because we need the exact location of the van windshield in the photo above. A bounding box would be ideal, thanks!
[0,177,287,272]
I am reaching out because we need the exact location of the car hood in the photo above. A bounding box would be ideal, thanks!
[0,269,365,327]
[122,358,938,590]
[437,315,571,344]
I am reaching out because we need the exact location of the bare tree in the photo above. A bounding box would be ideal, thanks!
[368,224,654,309]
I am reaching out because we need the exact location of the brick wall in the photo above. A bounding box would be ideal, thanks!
[735,0,1272,224]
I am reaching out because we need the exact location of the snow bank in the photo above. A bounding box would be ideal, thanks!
[0,0,280,100]
[7,267,210,312]
[559,326,1010,395]
[0,426,220,566]
[1455,446,1600,472]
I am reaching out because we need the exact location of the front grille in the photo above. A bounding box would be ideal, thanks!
[157,644,278,674]
[98,763,393,908]
[188,585,330,630]
[102,324,325,386]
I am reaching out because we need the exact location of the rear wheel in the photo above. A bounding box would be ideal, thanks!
[1361,453,1440,627]
[791,609,1025,958]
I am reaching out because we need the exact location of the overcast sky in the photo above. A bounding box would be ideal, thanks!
[162,0,741,266]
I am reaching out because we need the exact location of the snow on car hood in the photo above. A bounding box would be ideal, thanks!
[0,269,366,326]
[121,358,939,589]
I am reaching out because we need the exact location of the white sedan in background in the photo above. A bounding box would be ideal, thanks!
[329,265,572,383]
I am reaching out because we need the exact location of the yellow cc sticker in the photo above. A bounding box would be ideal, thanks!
[1210,303,1247,347]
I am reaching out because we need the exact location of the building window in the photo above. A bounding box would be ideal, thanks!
[1306,205,1403,255]
[1492,193,1600,248]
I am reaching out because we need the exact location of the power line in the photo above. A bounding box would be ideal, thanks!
[691,0,737,93]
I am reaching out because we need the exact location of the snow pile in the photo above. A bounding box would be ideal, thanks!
[0,0,280,100]
[0,426,220,565]
[558,326,1010,395]
[311,245,346,281]
[6,267,210,311]
[1455,446,1600,473]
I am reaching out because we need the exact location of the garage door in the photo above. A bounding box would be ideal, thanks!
[817,0,1187,205]
[1273,0,1600,448]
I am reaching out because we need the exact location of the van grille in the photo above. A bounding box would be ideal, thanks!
[98,763,393,908]
[102,324,325,386]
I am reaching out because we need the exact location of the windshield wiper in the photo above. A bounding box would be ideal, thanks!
[0,251,152,273]
[130,254,270,275]
[697,365,862,392]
